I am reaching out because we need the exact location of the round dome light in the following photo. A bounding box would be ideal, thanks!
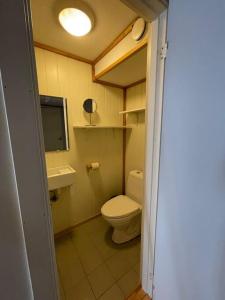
[59,7,92,37]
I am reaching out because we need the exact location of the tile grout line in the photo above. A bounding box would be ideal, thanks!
[85,272,98,300]
[59,235,90,299]
[103,257,140,298]
[69,228,112,300]
[56,216,141,300]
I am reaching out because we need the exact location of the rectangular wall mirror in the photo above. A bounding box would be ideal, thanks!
[40,95,69,152]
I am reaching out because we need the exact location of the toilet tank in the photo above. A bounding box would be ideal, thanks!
[126,170,143,204]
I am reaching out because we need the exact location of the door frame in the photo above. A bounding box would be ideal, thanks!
[1,0,167,298]
[141,11,168,297]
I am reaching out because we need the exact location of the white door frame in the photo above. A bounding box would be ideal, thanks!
[141,11,168,297]
[1,0,167,298]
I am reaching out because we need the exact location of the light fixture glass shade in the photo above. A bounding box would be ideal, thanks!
[59,8,92,37]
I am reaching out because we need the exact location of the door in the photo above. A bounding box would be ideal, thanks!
[153,1,225,299]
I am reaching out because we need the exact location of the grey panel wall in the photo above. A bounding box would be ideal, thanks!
[153,1,225,299]
[0,74,33,299]
[0,0,58,299]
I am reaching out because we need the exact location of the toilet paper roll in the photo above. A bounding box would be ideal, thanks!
[88,162,100,170]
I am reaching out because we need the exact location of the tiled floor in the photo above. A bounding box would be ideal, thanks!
[55,215,141,300]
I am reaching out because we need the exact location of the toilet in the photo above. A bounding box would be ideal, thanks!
[101,170,143,244]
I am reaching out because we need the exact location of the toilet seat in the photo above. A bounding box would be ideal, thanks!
[101,195,141,219]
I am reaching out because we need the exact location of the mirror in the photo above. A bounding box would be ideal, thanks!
[40,95,69,152]
[83,98,97,113]
[83,98,97,125]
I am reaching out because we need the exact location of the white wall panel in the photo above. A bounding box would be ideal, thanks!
[125,82,146,180]
[35,48,124,233]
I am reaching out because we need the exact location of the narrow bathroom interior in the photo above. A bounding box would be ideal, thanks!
[30,1,149,299]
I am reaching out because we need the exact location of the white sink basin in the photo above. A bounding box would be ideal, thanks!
[47,165,76,191]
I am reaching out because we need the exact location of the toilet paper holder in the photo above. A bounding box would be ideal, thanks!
[87,162,100,171]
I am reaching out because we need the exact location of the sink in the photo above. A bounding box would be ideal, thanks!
[47,165,76,191]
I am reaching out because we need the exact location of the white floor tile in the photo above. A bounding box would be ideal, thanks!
[59,256,85,291]
[87,216,109,234]
[73,216,108,237]
[117,269,140,297]
[79,246,103,274]
[122,241,141,266]
[90,227,117,260]
[55,216,141,300]
[98,284,124,300]
[55,236,78,266]
[71,232,94,254]
[105,251,133,280]
[65,277,95,300]
[88,264,114,298]
[133,262,140,279]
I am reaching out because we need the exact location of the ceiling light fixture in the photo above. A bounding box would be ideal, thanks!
[56,0,94,37]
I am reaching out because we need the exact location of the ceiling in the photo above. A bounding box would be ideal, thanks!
[99,47,147,87]
[31,0,137,61]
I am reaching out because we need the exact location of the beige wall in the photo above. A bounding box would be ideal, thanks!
[35,47,124,233]
[125,82,146,183]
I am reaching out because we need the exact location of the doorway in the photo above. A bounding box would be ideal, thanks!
[32,2,149,298]
[0,1,167,298]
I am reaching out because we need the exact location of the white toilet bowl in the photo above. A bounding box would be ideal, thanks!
[101,195,142,244]
[101,170,143,244]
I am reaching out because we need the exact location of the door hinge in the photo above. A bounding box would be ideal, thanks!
[160,42,168,59]
[149,272,154,280]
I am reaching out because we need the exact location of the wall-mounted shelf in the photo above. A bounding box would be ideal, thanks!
[119,107,146,114]
[73,125,132,129]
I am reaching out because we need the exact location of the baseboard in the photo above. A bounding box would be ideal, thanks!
[54,213,101,240]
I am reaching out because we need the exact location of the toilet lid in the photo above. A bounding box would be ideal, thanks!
[101,195,141,218]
